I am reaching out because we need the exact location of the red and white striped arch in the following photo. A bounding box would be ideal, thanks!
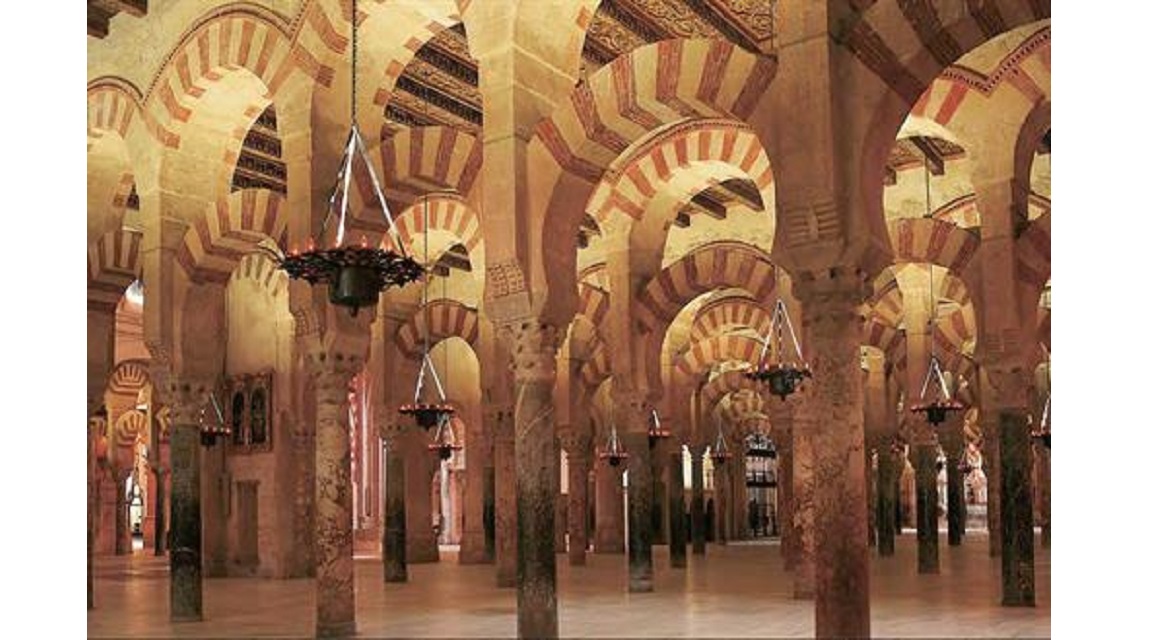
[88,229,144,311]
[637,241,776,331]
[394,299,480,360]
[375,127,483,203]
[381,193,483,260]
[674,334,763,385]
[888,217,980,277]
[107,359,151,398]
[177,189,288,284]
[689,295,771,345]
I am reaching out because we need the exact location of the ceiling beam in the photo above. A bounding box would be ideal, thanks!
[715,179,764,211]
[88,5,112,38]
[689,190,728,220]
[909,135,945,176]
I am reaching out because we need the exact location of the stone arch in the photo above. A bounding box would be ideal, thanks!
[701,370,763,417]
[88,229,144,312]
[689,295,771,345]
[887,217,980,278]
[581,341,612,389]
[107,359,152,398]
[395,299,480,360]
[378,127,483,202]
[577,282,610,330]
[227,252,291,299]
[112,409,150,449]
[176,188,289,283]
[88,78,146,242]
[636,241,776,331]
[531,38,777,322]
[674,334,762,385]
[382,193,483,260]
[849,2,1050,274]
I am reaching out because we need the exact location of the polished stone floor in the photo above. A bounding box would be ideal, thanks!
[88,532,1049,638]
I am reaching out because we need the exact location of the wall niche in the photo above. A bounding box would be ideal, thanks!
[225,370,273,454]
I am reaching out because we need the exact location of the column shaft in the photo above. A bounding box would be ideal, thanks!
[313,365,356,638]
[624,433,653,592]
[169,423,202,621]
[1000,409,1035,606]
[876,447,898,556]
[383,444,407,583]
[668,450,687,568]
[690,449,706,556]
[914,444,940,574]
[567,453,590,566]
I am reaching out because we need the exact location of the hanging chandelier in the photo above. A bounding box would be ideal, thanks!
[648,407,671,447]
[399,203,455,429]
[745,299,811,400]
[427,413,463,461]
[275,0,422,315]
[199,392,231,447]
[598,423,629,467]
[710,422,732,465]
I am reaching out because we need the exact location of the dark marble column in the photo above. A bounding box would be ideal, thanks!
[483,464,496,561]
[769,400,795,570]
[984,422,1002,557]
[941,427,965,548]
[623,431,653,592]
[507,321,560,639]
[715,459,729,546]
[999,405,1036,606]
[567,438,591,566]
[88,414,101,610]
[165,378,210,623]
[383,440,407,583]
[668,448,687,568]
[1036,441,1050,549]
[115,468,131,556]
[494,412,517,587]
[876,445,898,557]
[594,457,625,553]
[152,463,168,556]
[689,446,706,556]
[913,442,940,574]
[796,278,869,636]
[309,354,359,638]
[651,457,668,546]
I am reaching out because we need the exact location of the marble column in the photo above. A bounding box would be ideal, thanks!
[115,468,130,556]
[152,462,168,556]
[494,411,517,587]
[87,414,100,610]
[594,456,625,553]
[483,464,496,561]
[866,450,877,547]
[383,439,407,583]
[460,430,490,564]
[507,321,560,639]
[309,354,359,638]
[731,453,748,541]
[404,433,440,564]
[984,422,1002,557]
[990,365,1036,607]
[876,445,898,557]
[797,277,869,636]
[769,400,796,570]
[689,446,706,556]
[623,431,653,592]
[941,426,965,547]
[165,378,210,623]
[715,459,729,546]
[790,394,815,599]
[913,442,940,574]
[567,437,591,566]
[668,448,687,568]
[652,454,669,545]
[554,440,567,554]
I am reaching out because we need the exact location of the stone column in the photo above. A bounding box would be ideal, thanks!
[987,365,1036,607]
[790,392,815,598]
[689,446,706,556]
[403,432,439,564]
[876,444,898,557]
[567,435,591,566]
[594,456,625,553]
[731,452,748,541]
[1036,441,1050,549]
[651,450,669,545]
[115,468,131,556]
[668,447,687,568]
[483,463,496,561]
[152,460,168,556]
[769,399,796,570]
[308,353,359,638]
[984,422,1002,556]
[715,458,729,546]
[383,437,407,583]
[165,378,210,622]
[460,428,490,564]
[623,431,653,592]
[494,408,517,587]
[554,439,567,554]
[913,441,940,574]
[941,424,965,547]
[796,276,869,636]
[507,321,561,639]
[87,411,104,610]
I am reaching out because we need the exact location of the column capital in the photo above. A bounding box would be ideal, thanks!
[163,375,215,426]
[304,349,363,394]
[982,360,1032,411]
[500,319,561,383]
[793,269,869,335]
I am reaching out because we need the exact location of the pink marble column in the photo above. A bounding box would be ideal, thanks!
[403,431,440,564]
[796,277,870,637]
[308,353,359,638]
[566,434,592,566]
[506,321,561,639]
[460,428,491,564]
[114,468,131,556]
[768,398,796,570]
[493,408,517,587]
[790,392,815,599]
[595,455,625,553]
[383,433,407,583]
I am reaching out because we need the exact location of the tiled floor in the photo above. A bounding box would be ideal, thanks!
[88,532,1049,638]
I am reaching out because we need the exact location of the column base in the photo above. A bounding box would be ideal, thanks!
[316,620,356,638]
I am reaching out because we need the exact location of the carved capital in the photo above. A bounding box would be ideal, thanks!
[164,376,214,426]
[983,362,1031,411]
[501,320,560,383]
[793,268,869,339]
[304,349,363,400]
